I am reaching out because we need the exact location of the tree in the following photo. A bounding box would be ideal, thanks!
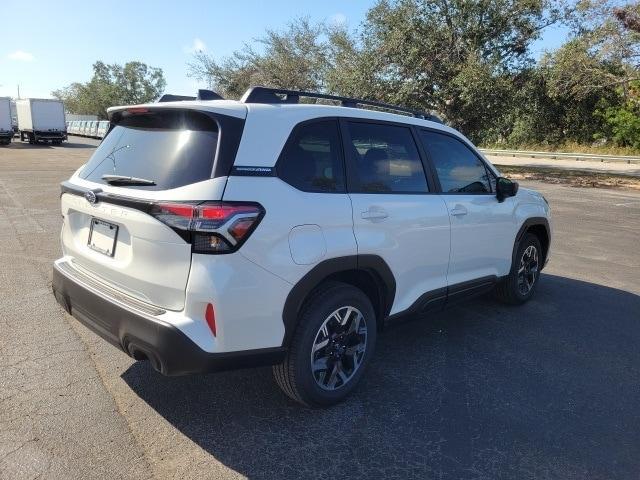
[543,1,640,100]
[186,0,640,151]
[53,61,166,118]
[614,3,640,33]
[343,0,569,140]
[189,1,567,142]
[540,1,640,146]
[188,18,333,98]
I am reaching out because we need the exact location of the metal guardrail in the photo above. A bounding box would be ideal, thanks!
[479,149,640,165]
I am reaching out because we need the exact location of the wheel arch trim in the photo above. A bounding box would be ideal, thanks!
[281,255,395,348]
[513,217,551,269]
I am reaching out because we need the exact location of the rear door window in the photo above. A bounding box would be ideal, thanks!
[345,122,429,193]
[277,120,345,192]
[80,109,220,190]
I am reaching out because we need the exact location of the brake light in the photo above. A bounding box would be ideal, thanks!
[126,107,149,114]
[200,204,253,220]
[161,203,195,217]
[149,201,264,254]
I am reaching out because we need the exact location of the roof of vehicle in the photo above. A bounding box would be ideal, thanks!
[107,98,454,130]
[106,84,497,166]
[106,96,478,168]
[107,99,248,119]
[108,85,447,126]
[106,94,498,173]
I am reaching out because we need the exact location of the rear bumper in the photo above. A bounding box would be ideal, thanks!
[52,262,285,375]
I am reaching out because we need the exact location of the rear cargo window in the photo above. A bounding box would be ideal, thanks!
[80,109,219,190]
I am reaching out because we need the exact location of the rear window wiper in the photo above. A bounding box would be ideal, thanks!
[101,174,156,186]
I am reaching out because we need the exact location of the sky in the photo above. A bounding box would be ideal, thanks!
[0,0,570,99]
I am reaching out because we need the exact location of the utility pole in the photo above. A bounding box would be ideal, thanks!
[17,84,20,99]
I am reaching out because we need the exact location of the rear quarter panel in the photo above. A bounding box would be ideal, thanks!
[222,176,357,285]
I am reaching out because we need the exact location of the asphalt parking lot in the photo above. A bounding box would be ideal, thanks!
[1,137,639,480]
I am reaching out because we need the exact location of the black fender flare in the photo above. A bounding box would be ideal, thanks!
[512,217,551,269]
[281,255,395,348]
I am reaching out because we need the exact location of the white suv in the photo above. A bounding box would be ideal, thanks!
[52,87,551,406]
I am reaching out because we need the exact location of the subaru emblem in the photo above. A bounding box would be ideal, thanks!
[85,190,98,205]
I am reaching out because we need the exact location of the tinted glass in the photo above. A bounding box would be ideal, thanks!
[420,130,492,193]
[278,120,345,192]
[346,122,428,193]
[80,110,218,190]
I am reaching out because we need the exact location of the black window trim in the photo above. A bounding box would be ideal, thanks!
[271,116,498,197]
[418,127,497,196]
[274,116,348,194]
[339,117,437,195]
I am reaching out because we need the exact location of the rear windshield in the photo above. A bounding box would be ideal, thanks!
[80,109,219,190]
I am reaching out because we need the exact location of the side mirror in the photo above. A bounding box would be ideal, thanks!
[496,177,519,202]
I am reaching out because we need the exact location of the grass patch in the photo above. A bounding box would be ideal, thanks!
[481,142,640,156]
[498,165,640,191]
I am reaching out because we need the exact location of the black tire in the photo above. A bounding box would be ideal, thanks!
[495,232,542,304]
[273,282,377,407]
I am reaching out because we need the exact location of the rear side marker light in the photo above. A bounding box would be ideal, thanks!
[205,303,216,337]
[149,201,264,254]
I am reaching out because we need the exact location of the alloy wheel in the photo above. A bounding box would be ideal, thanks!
[518,245,539,295]
[310,306,368,391]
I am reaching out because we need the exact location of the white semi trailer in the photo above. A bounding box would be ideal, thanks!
[0,97,13,145]
[16,98,67,144]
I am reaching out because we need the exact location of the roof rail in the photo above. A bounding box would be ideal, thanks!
[157,89,224,103]
[240,86,442,123]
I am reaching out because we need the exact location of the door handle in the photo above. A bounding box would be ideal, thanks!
[450,204,468,216]
[361,207,389,220]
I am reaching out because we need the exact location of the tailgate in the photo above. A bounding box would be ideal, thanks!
[58,106,245,311]
[60,192,192,311]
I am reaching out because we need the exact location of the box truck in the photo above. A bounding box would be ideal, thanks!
[0,97,13,145]
[16,98,67,144]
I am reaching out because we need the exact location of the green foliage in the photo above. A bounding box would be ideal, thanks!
[599,98,640,148]
[335,0,569,141]
[188,18,334,98]
[183,0,640,152]
[52,61,166,119]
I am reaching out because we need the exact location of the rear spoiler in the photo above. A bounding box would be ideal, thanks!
[158,89,224,103]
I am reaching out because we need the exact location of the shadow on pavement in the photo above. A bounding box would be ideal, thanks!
[1,140,95,150]
[3,141,53,149]
[122,274,640,479]
[61,141,97,149]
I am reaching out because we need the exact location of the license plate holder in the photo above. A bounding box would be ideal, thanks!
[88,218,119,257]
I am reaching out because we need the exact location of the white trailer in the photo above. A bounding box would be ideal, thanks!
[10,100,17,133]
[0,97,13,145]
[16,98,67,144]
[66,114,98,122]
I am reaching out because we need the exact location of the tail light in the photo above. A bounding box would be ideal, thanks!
[150,201,264,254]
